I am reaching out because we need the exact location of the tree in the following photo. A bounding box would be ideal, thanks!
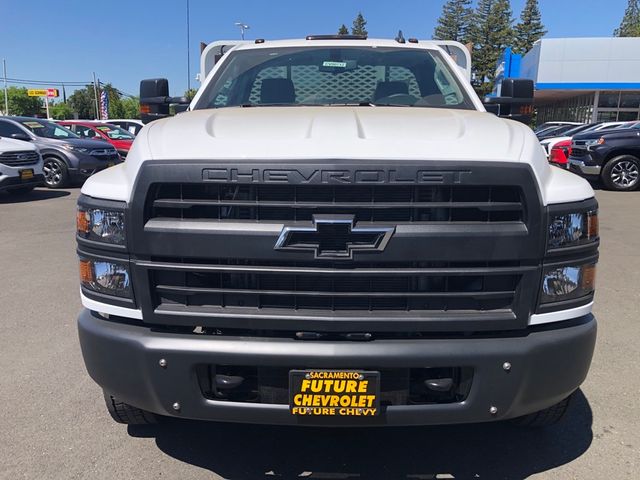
[469,0,513,95]
[68,86,97,119]
[614,0,640,36]
[351,12,368,36]
[433,0,473,42]
[49,102,74,120]
[1,87,42,116]
[513,0,546,54]
[120,97,140,119]
[338,24,349,35]
[185,88,198,101]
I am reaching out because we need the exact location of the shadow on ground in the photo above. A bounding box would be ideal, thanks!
[0,187,73,204]
[128,390,593,479]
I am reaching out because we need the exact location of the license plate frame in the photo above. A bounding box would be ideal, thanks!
[19,169,34,181]
[289,370,380,417]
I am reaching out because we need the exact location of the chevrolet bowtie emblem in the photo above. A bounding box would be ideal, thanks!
[275,214,395,259]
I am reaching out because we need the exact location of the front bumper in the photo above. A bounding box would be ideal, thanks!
[0,173,45,191]
[78,309,597,426]
[67,152,122,178]
[569,159,601,177]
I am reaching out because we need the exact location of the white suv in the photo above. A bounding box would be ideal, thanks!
[0,136,44,195]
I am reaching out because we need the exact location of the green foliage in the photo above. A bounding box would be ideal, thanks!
[469,0,514,96]
[68,86,98,119]
[338,24,349,35]
[614,0,640,36]
[49,102,74,120]
[351,12,368,36]
[513,0,546,54]
[1,87,43,116]
[433,0,473,42]
[119,97,140,119]
[66,83,138,120]
[185,88,198,101]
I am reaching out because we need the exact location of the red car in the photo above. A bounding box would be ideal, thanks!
[57,121,134,158]
[549,139,572,168]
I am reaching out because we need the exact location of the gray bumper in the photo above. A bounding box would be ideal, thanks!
[570,159,601,176]
[78,310,597,426]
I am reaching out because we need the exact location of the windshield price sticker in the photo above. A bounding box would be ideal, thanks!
[289,370,380,417]
[322,61,347,68]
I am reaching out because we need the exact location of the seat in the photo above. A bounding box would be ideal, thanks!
[373,81,409,101]
[260,78,296,104]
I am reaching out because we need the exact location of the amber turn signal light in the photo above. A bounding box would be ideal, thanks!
[79,259,94,285]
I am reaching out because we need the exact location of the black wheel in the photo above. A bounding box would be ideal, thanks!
[602,155,640,191]
[103,391,158,425]
[6,186,34,196]
[42,157,69,188]
[511,395,572,428]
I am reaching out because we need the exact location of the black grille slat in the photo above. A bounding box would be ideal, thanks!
[147,259,523,314]
[0,150,39,167]
[148,184,524,223]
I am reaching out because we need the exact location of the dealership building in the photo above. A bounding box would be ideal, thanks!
[496,37,640,125]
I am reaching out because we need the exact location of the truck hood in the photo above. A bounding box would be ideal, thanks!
[143,107,527,162]
[87,106,595,207]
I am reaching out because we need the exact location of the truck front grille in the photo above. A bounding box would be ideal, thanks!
[147,183,524,223]
[0,150,39,167]
[129,162,544,332]
[138,258,535,330]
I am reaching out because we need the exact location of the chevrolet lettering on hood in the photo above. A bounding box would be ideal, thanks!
[202,168,472,184]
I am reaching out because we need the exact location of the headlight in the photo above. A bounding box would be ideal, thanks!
[62,144,90,153]
[585,138,605,148]
[541,263,596,304]
[77,207,126,245]
[548,210,598,250]
[80,259,131,298]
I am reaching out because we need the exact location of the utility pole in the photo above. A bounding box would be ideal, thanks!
[92,72,100,120]
[2,59,8,115]
[187,0,191,92]
[234,22,250,40]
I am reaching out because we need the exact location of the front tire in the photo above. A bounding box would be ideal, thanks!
[103,391,158,425]
[42,157,69,188]
[511,395,572,428]
[602,155,640,191]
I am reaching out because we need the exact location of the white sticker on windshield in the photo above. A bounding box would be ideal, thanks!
[322,61,347,68]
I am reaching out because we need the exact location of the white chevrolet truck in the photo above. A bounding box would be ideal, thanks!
[77,36,598,427]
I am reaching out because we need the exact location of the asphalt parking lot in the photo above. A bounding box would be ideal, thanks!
[0,186,638,479]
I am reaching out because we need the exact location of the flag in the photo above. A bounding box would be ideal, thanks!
[100,89,109,120]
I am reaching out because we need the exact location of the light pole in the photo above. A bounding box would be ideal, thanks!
[234,22,250,40]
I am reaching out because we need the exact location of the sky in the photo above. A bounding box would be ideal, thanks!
[0,0,633,99]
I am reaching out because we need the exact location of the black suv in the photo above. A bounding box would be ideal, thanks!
[569,122,640,190]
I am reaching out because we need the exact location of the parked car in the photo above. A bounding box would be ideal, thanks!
[0,117,121,188]
[105,119,144,136]
[57,121,134,158]
[569,123,640,190]
[535,123,582,140]
[540,121,631,157]
[548,139,572,168]
[0,136,44,195]
[534,121,582,134]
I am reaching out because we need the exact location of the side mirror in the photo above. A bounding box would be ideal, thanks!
[11,133,31,142]
[139,78,190,124]
[484,79,534,124]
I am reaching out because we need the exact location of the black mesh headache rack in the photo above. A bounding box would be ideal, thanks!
[109,160,545,334]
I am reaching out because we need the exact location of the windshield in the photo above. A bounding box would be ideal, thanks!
[95,125,135,140]
[195,46,475,110]
[20,119,79,139]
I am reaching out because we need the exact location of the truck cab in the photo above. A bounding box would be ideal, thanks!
[77,37,598,428]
